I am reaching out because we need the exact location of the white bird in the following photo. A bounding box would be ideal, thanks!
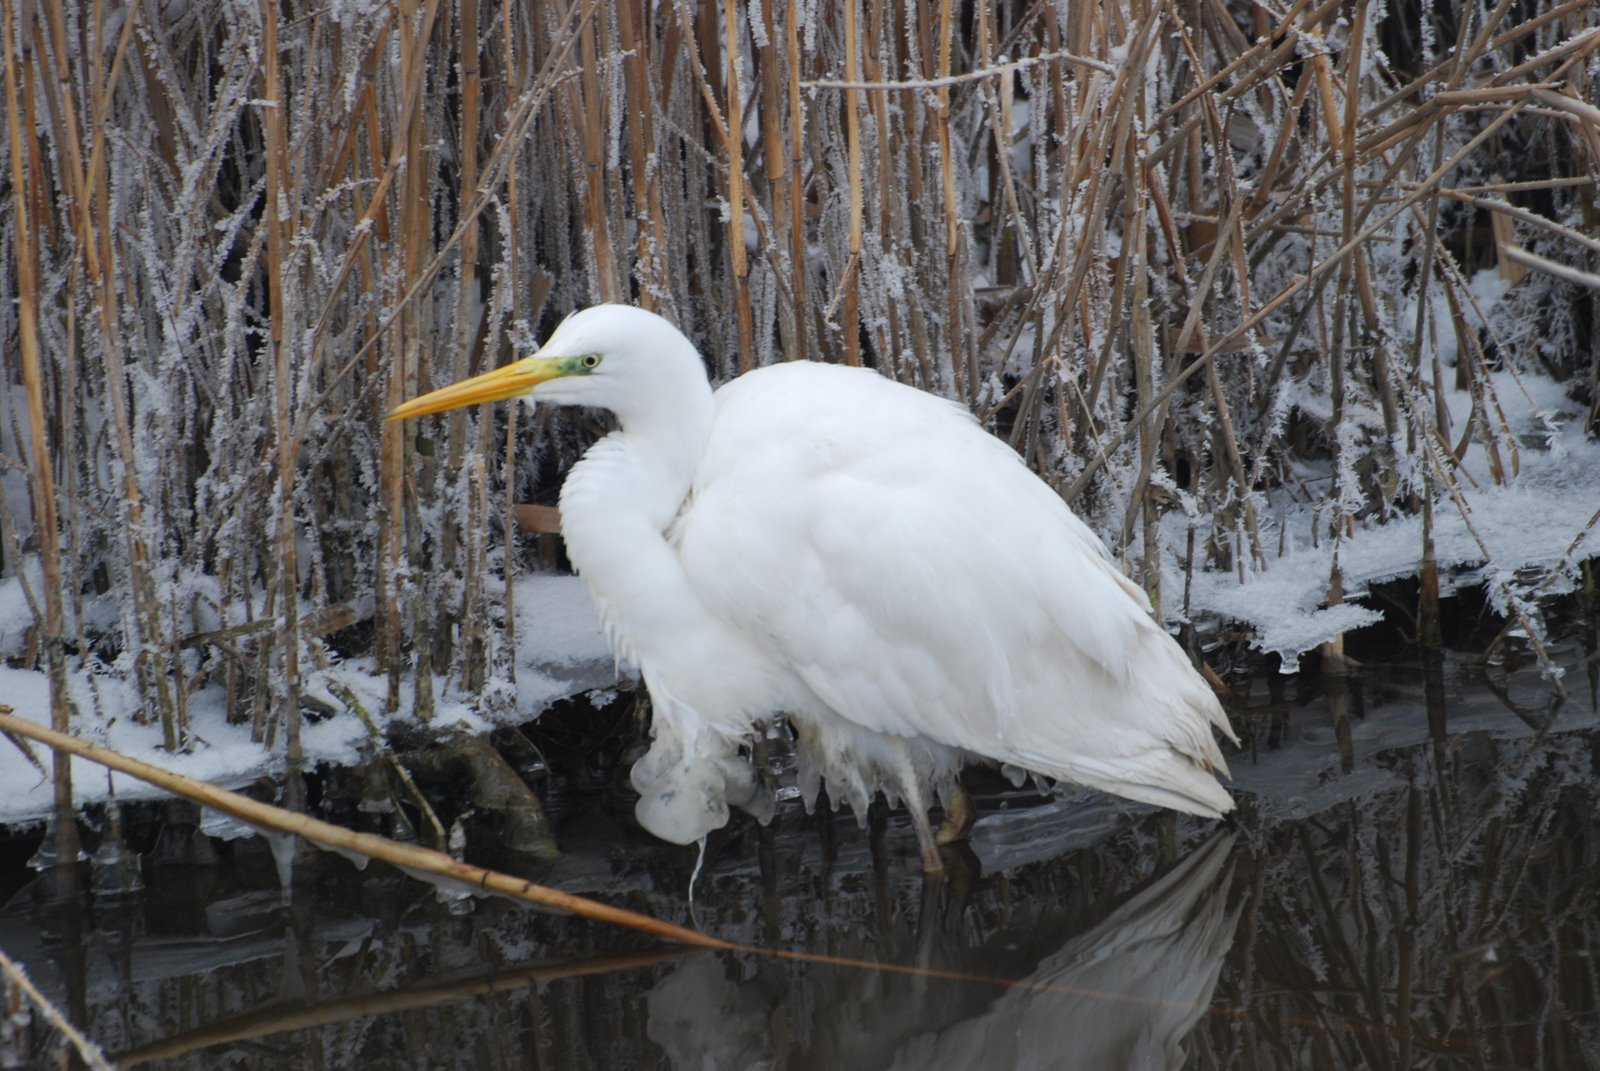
[389,305,1237,870]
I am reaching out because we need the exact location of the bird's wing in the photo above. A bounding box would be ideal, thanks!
[674,363,1233,814]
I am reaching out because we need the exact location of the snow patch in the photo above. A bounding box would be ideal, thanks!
[0,574,618,825]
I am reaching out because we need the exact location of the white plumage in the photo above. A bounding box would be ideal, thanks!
[389,305,1237,868]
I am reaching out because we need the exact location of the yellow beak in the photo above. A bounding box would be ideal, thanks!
[385,356,568,421]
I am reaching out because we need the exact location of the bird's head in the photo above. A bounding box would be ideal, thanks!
[385,304,704,423]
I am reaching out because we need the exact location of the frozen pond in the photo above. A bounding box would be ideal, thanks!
[1,624,1596,1069]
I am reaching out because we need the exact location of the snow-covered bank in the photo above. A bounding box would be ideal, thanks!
[0,575,617,827]
[1166,364,1600,669]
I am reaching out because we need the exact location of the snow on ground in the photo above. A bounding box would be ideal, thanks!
[0,660,369,826]
[1165,365,1600,670]
[0,574,618,826]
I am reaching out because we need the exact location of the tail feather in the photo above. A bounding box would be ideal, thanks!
[1025,748,1237,819]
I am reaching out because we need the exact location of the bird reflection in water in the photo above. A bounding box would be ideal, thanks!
[646,833,1238,1069]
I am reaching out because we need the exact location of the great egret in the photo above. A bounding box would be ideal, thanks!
[389,305,1237,870]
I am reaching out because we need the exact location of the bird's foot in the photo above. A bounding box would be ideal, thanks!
[934,782,976,846]
[933,840,981,912]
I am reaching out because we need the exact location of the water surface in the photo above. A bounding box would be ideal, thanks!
[3,633,1597,1069]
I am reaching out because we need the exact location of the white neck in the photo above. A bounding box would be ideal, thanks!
[556,358,717,669]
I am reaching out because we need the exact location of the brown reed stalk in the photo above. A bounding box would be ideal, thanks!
[4,1,77,865]
[434,0,485,677]
[35,0,178,749]
[1151,59,1265,569]
[0,708,735,951]
[1341,0,1403,454]
[258,0,304,766]
[722,0,755,371]
[391,0,443,722]
[618,0,668,310]
[459,455,489,693]
[860,0,893,375]
[500,0,523,688]
[784,0,810,361]
[1418,474,1442,652]
[839,0,864,368]
[1119,8,1164,589]
[934,0,964,395]
[755,0,790,355]
[0,947,113,1071]
[575,0,620,303]
[376,35,409,710]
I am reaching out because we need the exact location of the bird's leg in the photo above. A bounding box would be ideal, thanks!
[909,805,945,875]
[935,781,976,845]
[883,738,945,874]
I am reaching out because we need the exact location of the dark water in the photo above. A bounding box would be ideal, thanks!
[2,634,1598,1070]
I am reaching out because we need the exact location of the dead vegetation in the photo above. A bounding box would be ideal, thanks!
[0,0,1596,767]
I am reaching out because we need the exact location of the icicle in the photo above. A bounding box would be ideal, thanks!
[199,808,256,842]
[395,864,477,915]
[264,830,298,896]
[89,805,143,897]
[27,810,87,873]
[324,844,372,872]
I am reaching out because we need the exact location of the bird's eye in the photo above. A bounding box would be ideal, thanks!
[580,353,602,370]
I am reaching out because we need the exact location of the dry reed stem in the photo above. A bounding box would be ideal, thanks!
[807,47,1118,91]
[0,707,735,951]
[619,0,669,311]
[839,0,863,367]
[38,0,176,747]
[723,0,755,371]
[500,0,524,684]
[1501,244,1600,291]
[437,0,484,678]
[458,455,490,692]
[575,0,620,303]
[0,947,114,1071]
[316,665,448,845]
[935,0,964,397]
[300,4,592,421]
[260,0,302,764]
[3,0,75,862]
[783,0,809,360]
[4,0,1595,775]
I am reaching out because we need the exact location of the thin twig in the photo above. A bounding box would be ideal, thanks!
[0,947,115,1071]
[1500,245,1600,291]
[803,46,1117,89]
